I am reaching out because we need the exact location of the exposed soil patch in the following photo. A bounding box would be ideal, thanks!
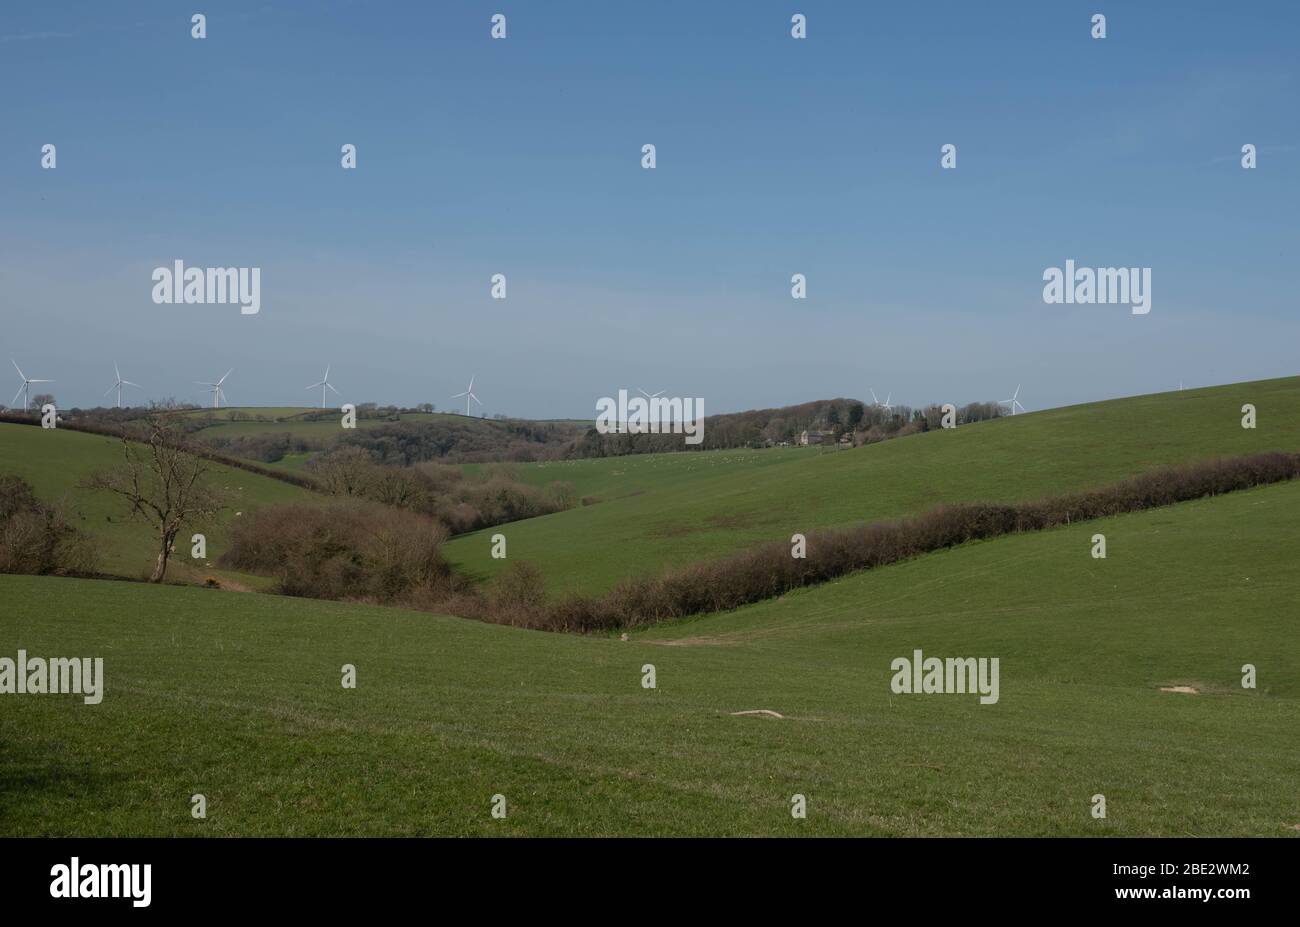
[649,636,733,647]
[730,709,784,719]
[1160,685,1199,694]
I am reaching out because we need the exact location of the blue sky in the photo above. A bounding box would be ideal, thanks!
[1,1,1296,417]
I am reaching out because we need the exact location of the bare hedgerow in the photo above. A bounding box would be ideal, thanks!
[228,450,1300,633]
[491,450,1300,632]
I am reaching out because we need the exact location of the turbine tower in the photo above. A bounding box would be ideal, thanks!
[1000,384,1026,416]
[10,359,53,411]
[452,375,482,416]
[196,369,232,409]
[104,362,142,409]
[305,365,340,409]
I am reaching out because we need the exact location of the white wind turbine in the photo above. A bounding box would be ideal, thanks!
[305,365,340,409]
[10,359,53,411]
[104,362,142,409]
[452,375,482,416]
[870,388,893,412]
[196,369,232,409]
[1000,384,1026,416]
[639,388,669,424]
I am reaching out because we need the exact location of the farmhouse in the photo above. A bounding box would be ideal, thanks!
[798,430,834,446]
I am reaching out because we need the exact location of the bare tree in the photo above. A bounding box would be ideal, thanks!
[86,410,224,582]
[308,446,376,496]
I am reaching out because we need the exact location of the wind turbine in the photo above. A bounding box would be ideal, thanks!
[452,375,483,416]
[195,369,232,409]
[304,365,340,409]
[104,362,142,409]
[870,388,893,412]
[10,359,53,411]
[1000,384,1026,416]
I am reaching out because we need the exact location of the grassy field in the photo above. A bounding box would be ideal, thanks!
[188,411,455,439]
[444,377,1300,594]
[264,452,315,472]
[0,423,310,586]
[176,406,319,422]
[2,477,1296,836]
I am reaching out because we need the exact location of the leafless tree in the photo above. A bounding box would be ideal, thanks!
[86,410,224,582]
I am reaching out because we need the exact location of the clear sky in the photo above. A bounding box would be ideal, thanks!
[1,1,1296,417]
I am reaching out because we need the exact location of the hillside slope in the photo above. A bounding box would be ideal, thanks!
[0,423,311,583]
[2,478,1295,836]
[444,377,1300,594]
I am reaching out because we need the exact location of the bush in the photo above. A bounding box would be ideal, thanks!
[219,498,453,605]
[0,476,98,576]
[304,449,576,535]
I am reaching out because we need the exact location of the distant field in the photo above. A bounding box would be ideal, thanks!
[177,407,316,421]
[3,479,1295,836]
[0,423,310,585]
[186,411,455,439]
[444,377,1300,594]
[265,452,315,471]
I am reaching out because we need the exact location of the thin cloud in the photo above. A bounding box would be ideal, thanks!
[0,30,73,44]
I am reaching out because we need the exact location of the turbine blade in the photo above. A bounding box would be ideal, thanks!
[115,362,121,379]
[11,359,24,379]
[326,382,340,394]
[12,384,26,406]
[123,381,141,388]
[104,383,116,396]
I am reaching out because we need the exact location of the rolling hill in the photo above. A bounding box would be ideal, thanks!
[443,377,1300,594]
[0,422,312,584]
[3,475,1295,836]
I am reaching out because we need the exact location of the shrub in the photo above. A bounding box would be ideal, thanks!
[219,498,453,605]
[0,476,98,576]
